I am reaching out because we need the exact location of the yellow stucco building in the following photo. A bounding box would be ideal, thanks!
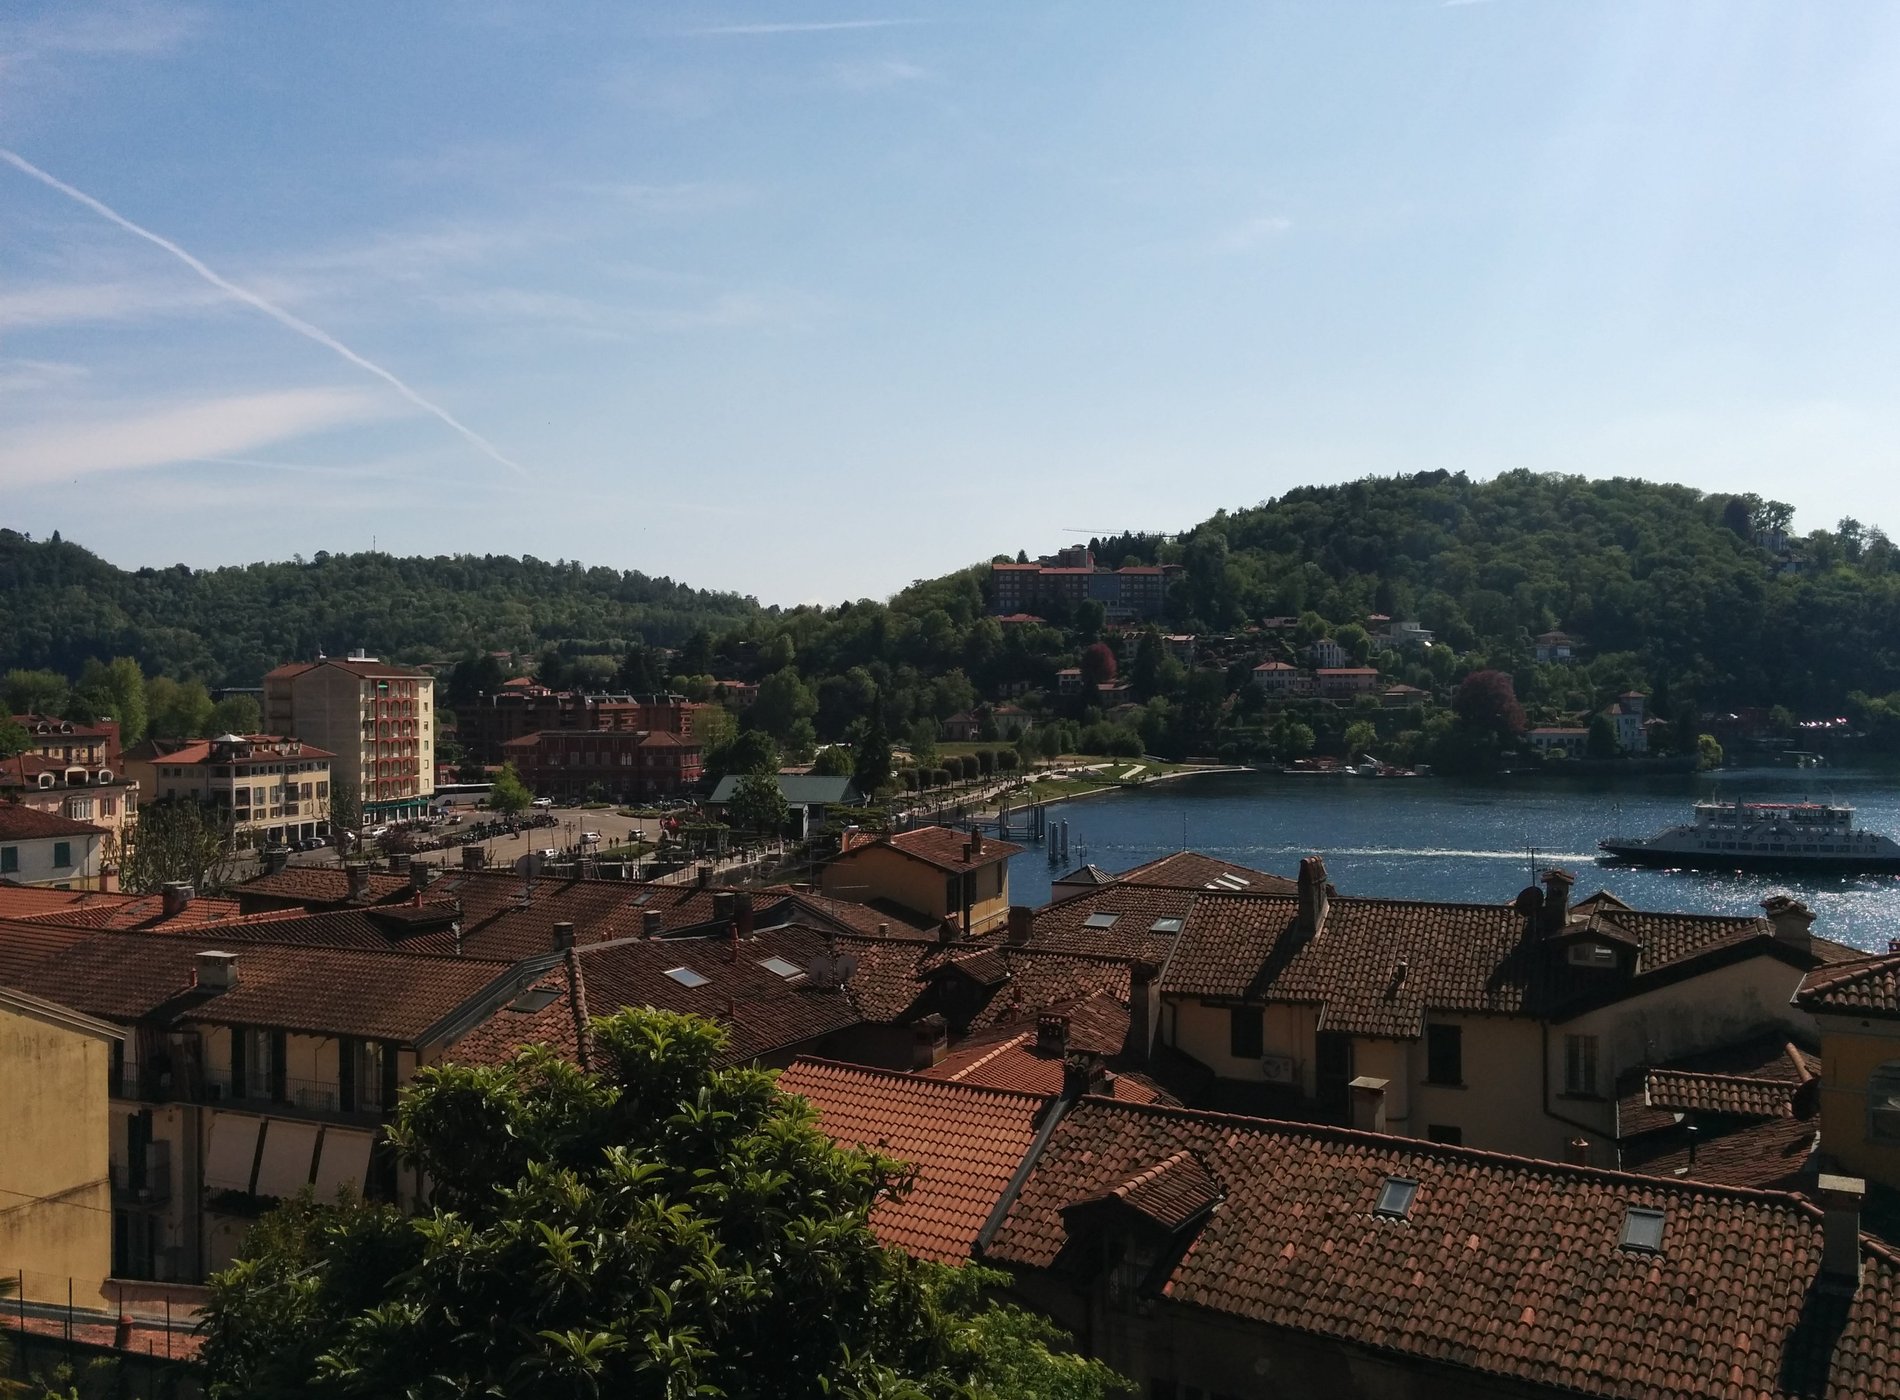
[0,986,122,1309]
[821,826,1020,935]
[1797,950,1900,1191]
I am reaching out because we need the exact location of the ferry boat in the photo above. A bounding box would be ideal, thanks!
[1598,800,1900,873]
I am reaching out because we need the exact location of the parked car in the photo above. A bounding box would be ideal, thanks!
[581,831,601,844]
[532,797,554,809]
[537,848,558,860]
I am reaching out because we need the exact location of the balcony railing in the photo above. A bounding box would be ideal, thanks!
[111,1157,173,1204]
[200,1069,382,1116]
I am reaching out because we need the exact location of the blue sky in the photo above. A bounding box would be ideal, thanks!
[4,3,1898,606]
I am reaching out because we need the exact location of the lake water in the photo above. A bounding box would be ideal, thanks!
[1006,767,1900,954]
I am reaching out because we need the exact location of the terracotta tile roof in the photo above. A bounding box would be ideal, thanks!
[9,891,248,931]
[1054,863,1114,886]
[0,885,132,918]
[921,1012,1165,1105]
[1115,850,1296,893]
[986,1097,1900,1400]
[1644,1069,1799,1119]
[1162,891,1846,1038]
[236,866,415,908]
[1028,884,1197,964]
[871,826,1024,872]
[1069,1148,1222,1231]
[1796,951,1900,1020]
[776,1057,1046,1263]
[449,926,864,1069]
[6,934,511,1043]
[0,918,94,986]
[444,953,591,1070]
[0,802,106,839]
[764,888,939,939]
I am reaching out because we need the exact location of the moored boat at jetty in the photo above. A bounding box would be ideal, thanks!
[1598,799,1900,874]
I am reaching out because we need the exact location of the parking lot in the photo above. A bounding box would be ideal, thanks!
[282,798,694,873]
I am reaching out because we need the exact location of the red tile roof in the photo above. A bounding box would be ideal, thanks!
[776,1057,1046,1263]
[987,1097,1900,1400]
[0,803,106,839]
[6,934,512,1043]
[1796,951,1900,1020]
[449,926,864,1069]
[1162,891,1852,1038]
[6,889,249,931]
[1069,1147,1222,1232]
[1114,850,1296,895]
[0,918,95,986]
[872,826,1024,872]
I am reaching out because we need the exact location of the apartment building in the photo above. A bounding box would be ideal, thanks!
[124,734,334,848]
[0,803,109,889]
[498,728,702,802]
[263,652,433,827]
[989,549,1181,621]
[4,713,140,856]
[455,687,707,763]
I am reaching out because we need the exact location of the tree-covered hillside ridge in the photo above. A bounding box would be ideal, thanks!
[5,469,1898,722]
[1115,469,1899,711]
[0,530,760,686]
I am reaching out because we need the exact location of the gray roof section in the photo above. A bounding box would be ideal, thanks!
[708,774,865,807]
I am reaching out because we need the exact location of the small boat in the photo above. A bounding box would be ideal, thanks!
[1598,799,1900,874]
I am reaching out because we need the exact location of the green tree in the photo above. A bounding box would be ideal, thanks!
[906,718,939,768]
[210,694,262,735]
[4,668,69,716]
[1697,733,1726,770]
[199,1009,1121,1400]
[1343,719,1378,760]
[490,760,533,816]
[1271,718,1316,760]
[327,774,360,838]
[145,676,216,739]
[852,709,893,795]
[753,667,817,745]
[810,745,855,777]
[0,715,30,763]
[728,772,790,835]
[707,730,780,784]
[121,801,236,893]
[1585,712,1622,759]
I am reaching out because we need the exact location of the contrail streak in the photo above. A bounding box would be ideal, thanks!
[0,148,530,480]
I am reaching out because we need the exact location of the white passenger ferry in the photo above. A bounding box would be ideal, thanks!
[1598,800,1900,873]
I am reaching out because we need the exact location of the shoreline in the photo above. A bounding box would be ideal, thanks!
[972,763,1248,824]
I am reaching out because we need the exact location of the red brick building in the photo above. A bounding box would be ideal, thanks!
[456,688,707,763]
[500,729,702,801]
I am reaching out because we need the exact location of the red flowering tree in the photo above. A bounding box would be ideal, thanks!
[1080,642,1118,688]
[1452,669,1527,741]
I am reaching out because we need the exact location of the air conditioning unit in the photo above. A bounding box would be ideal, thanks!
[1260,1054,1298,1085]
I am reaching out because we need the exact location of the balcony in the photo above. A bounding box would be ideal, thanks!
[200,1070,383,1119]
[111,1154,172,1205]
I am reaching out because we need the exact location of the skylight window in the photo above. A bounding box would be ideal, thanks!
[1620,1207,1665,1254]
[1374,1176,1418,1219]
[632,891,654,906]
[757,955,804,980]
[1083,912,1120,929]
[664,967,710,988]
[507,987,560,1013]
[1150,917,1185,934]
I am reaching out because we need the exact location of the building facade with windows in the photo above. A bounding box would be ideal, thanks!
[498,728,702,802]
[0,803,109,889]
[263,654,434,827]
[5,714,140,860]
[124,734,335,848]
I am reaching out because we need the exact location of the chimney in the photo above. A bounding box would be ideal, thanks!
[962,839,974,863]
[1006,905,1035,945]
[1540,868,1574,934]
[195,950,239,990]
[875,921,889,936]
[161,882,194,917]
[1036,1013,1070,1055]
[1817,1174,1866,1291]
[712,891,735,925]
[734,890,754,940]
[1297,856,1330,937]
[411,863,436,893]
[1348,1075,1389,1134]
[262,846,290,876]
[937,916,959,946]
[346,863,371,900]
[388,851,412,877]
[1565,1137,1590,1167]
[911,1013,948,1070]
[1762,894,1814,954]
[552,921,575,951]
[642,909,664,938]
[1062,1051,1108,1100]
[462,844,485,870]
[696,864,713,888]
[1127,959,1160,1064]
[970,828,984,856]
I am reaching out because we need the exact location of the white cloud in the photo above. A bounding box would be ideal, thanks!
[1212,215,1294,254]
[0,358,89,395]
[0,278,224,330]
[0,388,389,485]
[0,1,201,59]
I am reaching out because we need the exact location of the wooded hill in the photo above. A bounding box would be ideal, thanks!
[0,530,759,687]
